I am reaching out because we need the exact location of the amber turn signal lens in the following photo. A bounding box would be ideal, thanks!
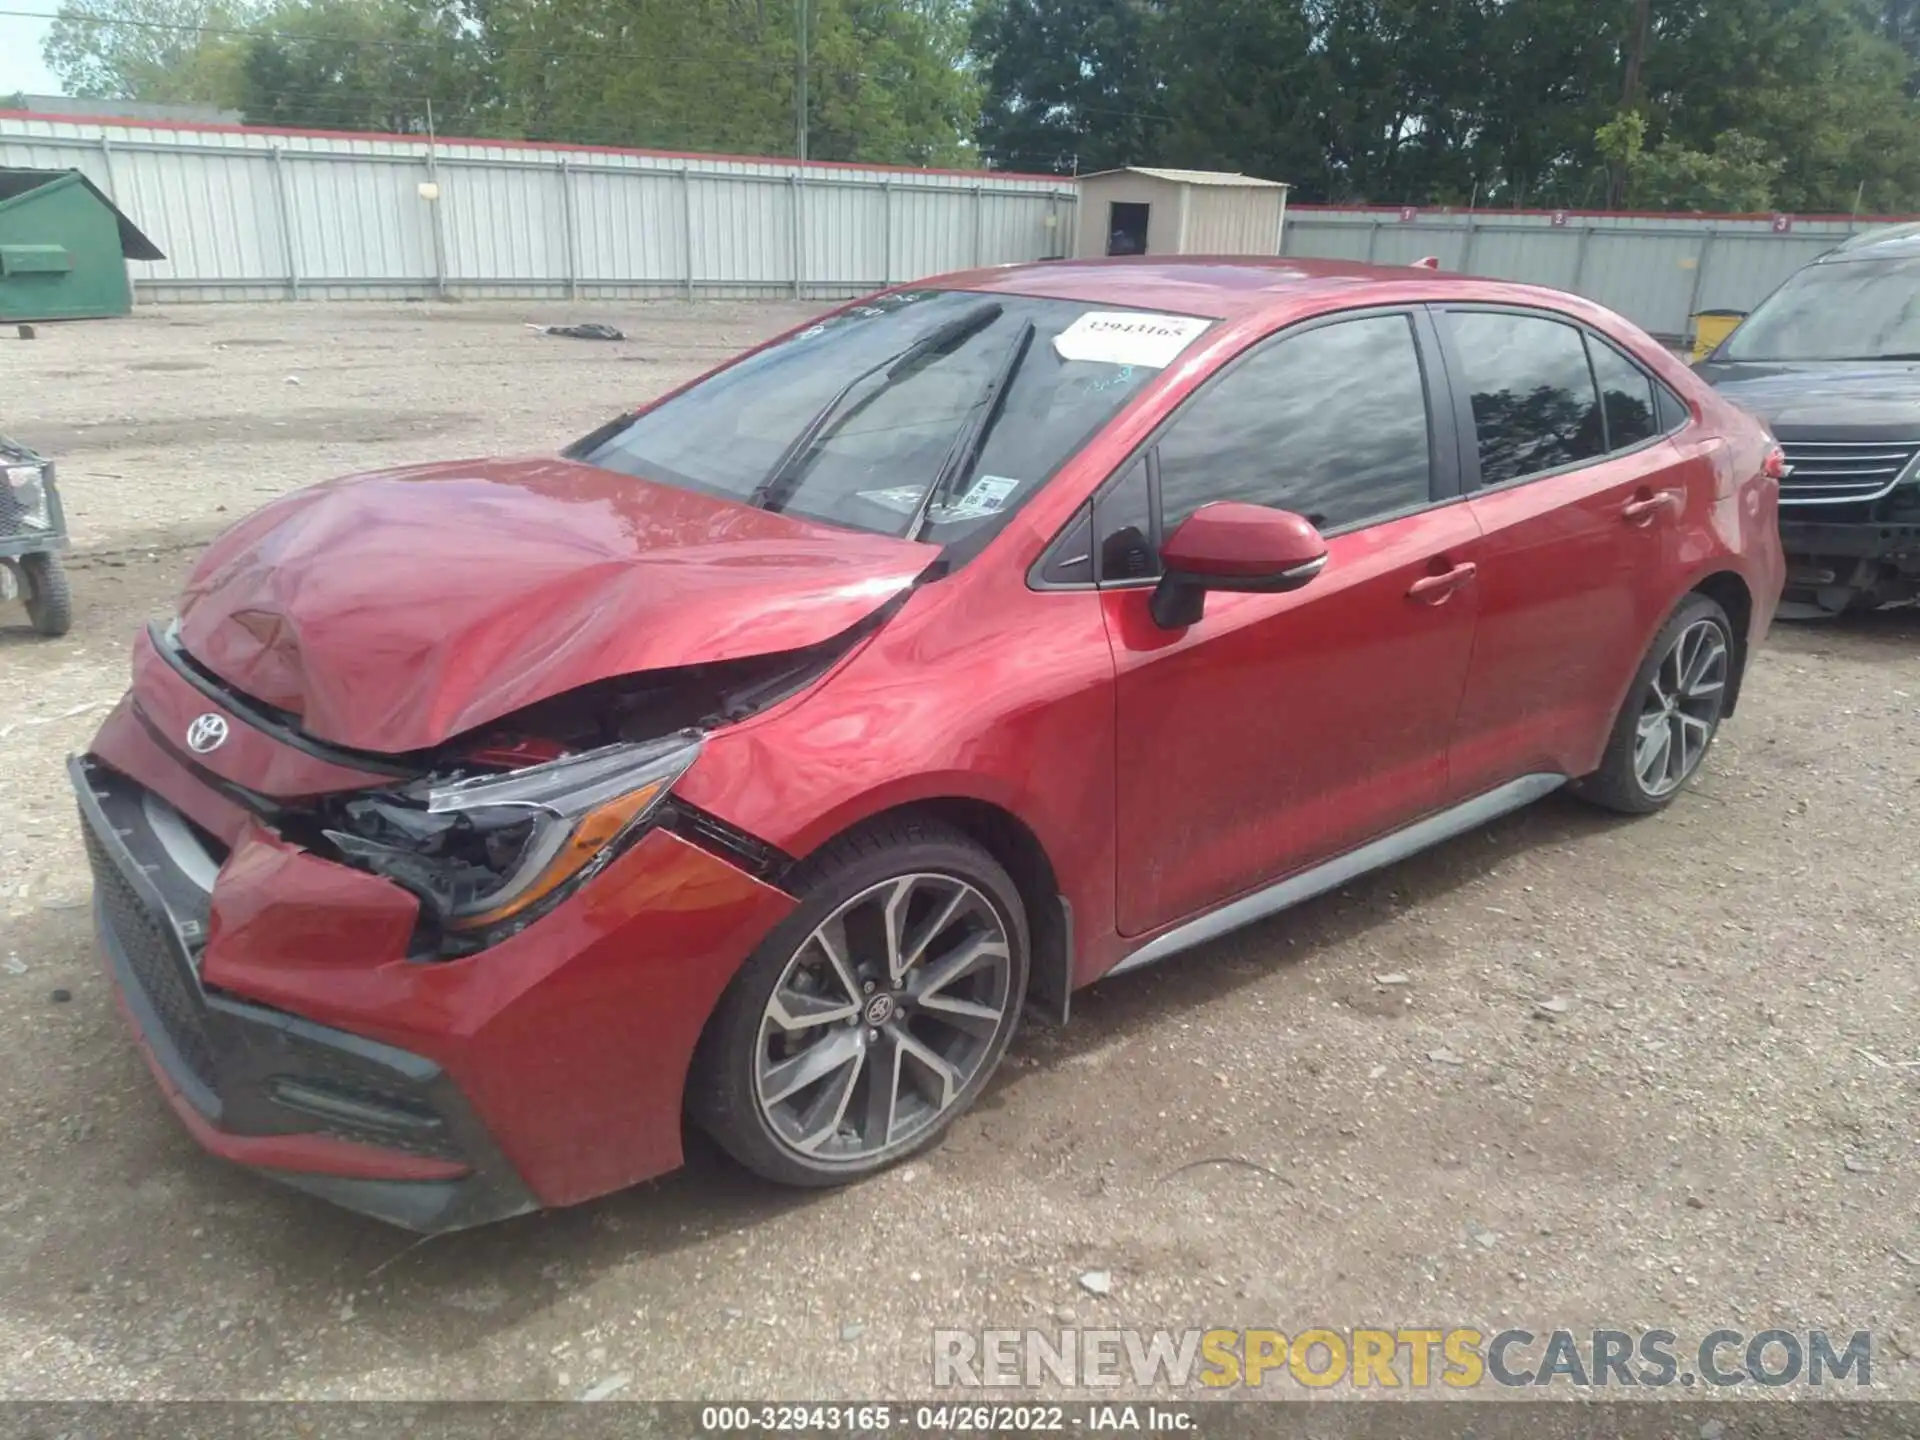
[447,780,667,931]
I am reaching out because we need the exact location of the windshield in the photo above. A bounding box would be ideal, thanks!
[573,290,1206,542]
[1722,256,1920,362]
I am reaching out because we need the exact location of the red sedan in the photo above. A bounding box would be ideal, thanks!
[72,259,1784,1229]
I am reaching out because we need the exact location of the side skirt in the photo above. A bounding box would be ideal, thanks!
[1105,773,1568,979]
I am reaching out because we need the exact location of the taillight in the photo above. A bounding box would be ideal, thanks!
[1762,444,1788,481]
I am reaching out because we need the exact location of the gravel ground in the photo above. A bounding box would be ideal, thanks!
[0,303,1915,1403]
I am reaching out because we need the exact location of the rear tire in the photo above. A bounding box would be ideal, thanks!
[1575,593,1734,815]
[20,553,71,637]
[690,817,1028,1187]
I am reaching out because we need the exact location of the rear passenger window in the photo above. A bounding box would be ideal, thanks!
[1587,338,1658,450]
[1447,312,1605,485]
[1656,383,1691,433]
[1155,313,1433,533]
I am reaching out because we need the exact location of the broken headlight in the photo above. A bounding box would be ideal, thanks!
[3,463,51,531]
[325,731,702,939]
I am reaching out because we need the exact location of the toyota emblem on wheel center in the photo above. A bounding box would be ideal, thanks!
[185,713,230,754]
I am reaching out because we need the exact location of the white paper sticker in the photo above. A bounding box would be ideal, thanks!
[1052,311,1210,369]
[941,474,1020,520]
[859,476,1022,523]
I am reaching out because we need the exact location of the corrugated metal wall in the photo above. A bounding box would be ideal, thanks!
[1184,186,1287,255]
[1280,206,1898,339]
[2,114,1898,328]
[0,114,1078,303]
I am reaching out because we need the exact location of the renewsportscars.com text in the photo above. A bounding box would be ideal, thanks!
[932,1327,1872,1390]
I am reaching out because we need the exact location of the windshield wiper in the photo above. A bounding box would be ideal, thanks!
[746,302,1004,514]
[905,320,1037,540]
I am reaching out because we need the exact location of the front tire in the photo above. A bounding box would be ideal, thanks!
[1575,593,1734,815]
[20,553,71,637]
[691,817,1029,1187]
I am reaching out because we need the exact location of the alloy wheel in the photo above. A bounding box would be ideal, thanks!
[1633,618,1729,798]
[754,873,1014,1162]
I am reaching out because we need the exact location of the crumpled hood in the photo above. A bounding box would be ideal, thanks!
[176,457,937,754]
[1698,359,1920,437]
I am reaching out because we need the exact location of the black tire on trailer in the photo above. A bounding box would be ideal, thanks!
[20,552,71,638]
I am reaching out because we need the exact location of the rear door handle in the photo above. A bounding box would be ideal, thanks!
[1407,562,1477,603]
[1622,491,1682,524]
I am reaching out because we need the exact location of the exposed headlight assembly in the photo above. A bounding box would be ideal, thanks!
[325,731,702,941]
[4,463,51,530]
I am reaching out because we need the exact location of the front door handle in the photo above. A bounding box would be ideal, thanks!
[1622,490,1682,524]
[1407,562,1477,603]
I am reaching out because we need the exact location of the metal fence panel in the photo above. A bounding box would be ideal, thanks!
[0,113,1077,304]
[689,172,791,291]
[1282,207,1903,338]
[800,177,883,290]
[12,113,1904,330]
[286,151,434,287]
[571,166,683,292]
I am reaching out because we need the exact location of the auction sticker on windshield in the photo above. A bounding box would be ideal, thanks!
[1053,312,1211,369]
[944,475,1019,519]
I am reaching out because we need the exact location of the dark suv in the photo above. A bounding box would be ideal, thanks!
[1696,225,1920,616]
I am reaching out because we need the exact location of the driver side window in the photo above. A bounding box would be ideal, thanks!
[1098,314,1434,580]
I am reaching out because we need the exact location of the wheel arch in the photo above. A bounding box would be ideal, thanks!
[882,797,1073,1026]
[778,792,1075,1028]
[1585,567,1756,779]
[1688,568,1754,714]
[679,791,1075,1172]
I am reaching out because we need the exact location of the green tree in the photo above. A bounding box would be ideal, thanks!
[973,0,1920,210]
[1877,0,1920,89]
[43,0,250,102]
[1597,109,1784,210]
[1155,0,1325,189]
[801,0,979,165]
[1639,0,1920,211]
[481,0,973,162]
[970,0,1165,173]
[485,0,798,155]
[234,0,496,134]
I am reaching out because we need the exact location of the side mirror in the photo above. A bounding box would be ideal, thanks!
[1150,502,1328,629]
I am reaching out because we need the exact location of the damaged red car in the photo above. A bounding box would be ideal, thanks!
[73,259,1784,1230]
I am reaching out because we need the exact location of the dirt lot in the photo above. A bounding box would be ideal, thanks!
[0,302,1916,1402]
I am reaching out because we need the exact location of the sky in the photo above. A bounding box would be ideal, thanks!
[1,8,64,96]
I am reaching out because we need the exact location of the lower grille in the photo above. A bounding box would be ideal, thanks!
[82,822,219,1091]
[79,760,474,1170]
[1779,440,1920,504]
[254,1026,463,1162]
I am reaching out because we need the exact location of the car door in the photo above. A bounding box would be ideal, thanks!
[1097,309,1483,938]
[1435,307,1695,797]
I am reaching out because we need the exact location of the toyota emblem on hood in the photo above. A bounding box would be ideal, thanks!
[186,713,230,754]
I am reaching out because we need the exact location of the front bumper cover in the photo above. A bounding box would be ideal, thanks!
[74,755,538,1231]
[73,680,801,1226]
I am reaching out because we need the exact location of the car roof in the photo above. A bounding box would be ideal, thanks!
[931,255,1588,322]
[1820,225,1920,261]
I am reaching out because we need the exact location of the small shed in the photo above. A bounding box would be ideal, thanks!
[0,168,164,322]
[1075,167,1290,260]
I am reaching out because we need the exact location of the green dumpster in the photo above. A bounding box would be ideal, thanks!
[0,168,164,322]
